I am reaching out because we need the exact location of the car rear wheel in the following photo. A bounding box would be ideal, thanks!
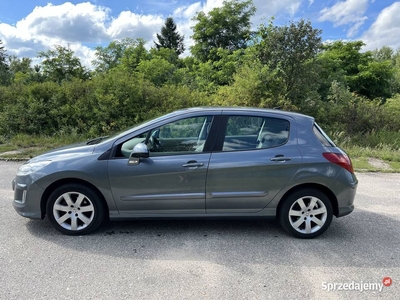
[46,184,104,235]
[279,189,333,239]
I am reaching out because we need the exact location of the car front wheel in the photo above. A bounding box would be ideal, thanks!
[46,184,105,235]
[279,189,333,239]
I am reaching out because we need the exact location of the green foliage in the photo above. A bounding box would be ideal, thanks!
[155,17,185,55]
[38,45,89,82]
[351,60,393,99]
[92,38,133,73]
[214,60,278,107]
[136,57,176,86]
[174,58,218,93]
[389,49,400,94]
[191,0,256,62]
[119,38,149,72]
[316,81,399,135]
[372,46,394,62]
[8,56,32,74]
[0,39,11,85]
[254,19,323,104]
[318,41,395,100]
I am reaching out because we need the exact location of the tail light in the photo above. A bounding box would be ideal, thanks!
[323,152,354,174]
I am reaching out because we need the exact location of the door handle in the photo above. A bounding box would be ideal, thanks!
[183,161,204,168]
[270,155,291,162]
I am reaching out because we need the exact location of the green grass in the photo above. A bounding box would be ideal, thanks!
[351,158,377,172]
[389,161,400,171]
[0,134,87,160]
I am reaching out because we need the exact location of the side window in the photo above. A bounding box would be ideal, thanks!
[257,117,290,149]
[120,132,147,157]
[223,116,290,151]
[120,116,213,157]
[223,116,263,151]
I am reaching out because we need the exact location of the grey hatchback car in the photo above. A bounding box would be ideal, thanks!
[12,107,357,238]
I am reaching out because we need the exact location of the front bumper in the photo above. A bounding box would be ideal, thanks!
[12,177,44,219]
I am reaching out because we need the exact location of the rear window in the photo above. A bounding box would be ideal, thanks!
[313,123,336,147]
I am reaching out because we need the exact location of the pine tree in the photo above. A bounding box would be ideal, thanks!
[154,17,185,55]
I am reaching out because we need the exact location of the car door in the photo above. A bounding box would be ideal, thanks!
[108,115,215,215]
[205,113,303,213]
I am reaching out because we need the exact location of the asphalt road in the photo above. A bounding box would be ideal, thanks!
[0,161,399,300]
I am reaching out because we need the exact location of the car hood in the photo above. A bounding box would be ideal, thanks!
[28,143,96,163]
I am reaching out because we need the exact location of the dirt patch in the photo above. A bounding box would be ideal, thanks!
[0,150,23,156]
[368,158,392,170]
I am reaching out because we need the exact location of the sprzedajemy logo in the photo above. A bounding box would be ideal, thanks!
[322,277,392,293]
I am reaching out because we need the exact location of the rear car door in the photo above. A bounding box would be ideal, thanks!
[205,112,303,213]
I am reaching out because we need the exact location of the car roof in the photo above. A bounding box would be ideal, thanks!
[175,106,314,122]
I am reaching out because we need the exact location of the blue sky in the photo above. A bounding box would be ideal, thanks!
[0,0,399,66]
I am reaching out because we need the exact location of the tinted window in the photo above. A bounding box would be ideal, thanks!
[313,123,335,147]
[120,116,213,157]
[223,116,290,151]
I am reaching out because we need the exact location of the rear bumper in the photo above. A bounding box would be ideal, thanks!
[335,171,358,218]
[338,204,354,217]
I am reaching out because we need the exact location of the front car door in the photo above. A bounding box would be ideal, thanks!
[108,113,217,215]
[205,111,303,213]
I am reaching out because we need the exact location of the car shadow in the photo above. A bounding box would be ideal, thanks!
[26,208,400,269]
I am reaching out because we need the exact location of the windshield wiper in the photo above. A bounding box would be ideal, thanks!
[86,136,108,145]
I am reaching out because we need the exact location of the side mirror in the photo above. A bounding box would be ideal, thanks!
[128,143,149,165]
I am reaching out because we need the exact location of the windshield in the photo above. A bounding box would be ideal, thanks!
[95,111,181,145]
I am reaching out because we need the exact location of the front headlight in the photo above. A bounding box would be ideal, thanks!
[17,161,52,176]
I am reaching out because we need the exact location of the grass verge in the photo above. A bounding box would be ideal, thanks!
[0,134,87,161]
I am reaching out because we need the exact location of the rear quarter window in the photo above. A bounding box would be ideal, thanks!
[313,123,336,147]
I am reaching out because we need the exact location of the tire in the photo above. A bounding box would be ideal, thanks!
[46,184,105,235]
[279,188,333,239]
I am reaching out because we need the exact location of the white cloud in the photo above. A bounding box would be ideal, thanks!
[107,11,163,40]
[173,2,202,20]
[0,2,165,67]
[318,0,369,37]
[361,2,400,51]
[0,0,306,66]
[24,2,109,42]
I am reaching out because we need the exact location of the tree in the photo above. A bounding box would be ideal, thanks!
[254,19,323,104]
[191,0,256,62]
[320,41,370,76]
[318,41,395,99]
[0,39,10,85]
[8,56,33,83]
[372,46,394,62]
[349,60,393,100]
[92,38,134,73]
[154,17,185,56]
[38,45,89,82]
[119,38,149,72]
[136,58,176,86]
[8,56,32,74]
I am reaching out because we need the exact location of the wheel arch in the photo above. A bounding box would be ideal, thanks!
[40,178,110,220]
[277,183,339,218]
